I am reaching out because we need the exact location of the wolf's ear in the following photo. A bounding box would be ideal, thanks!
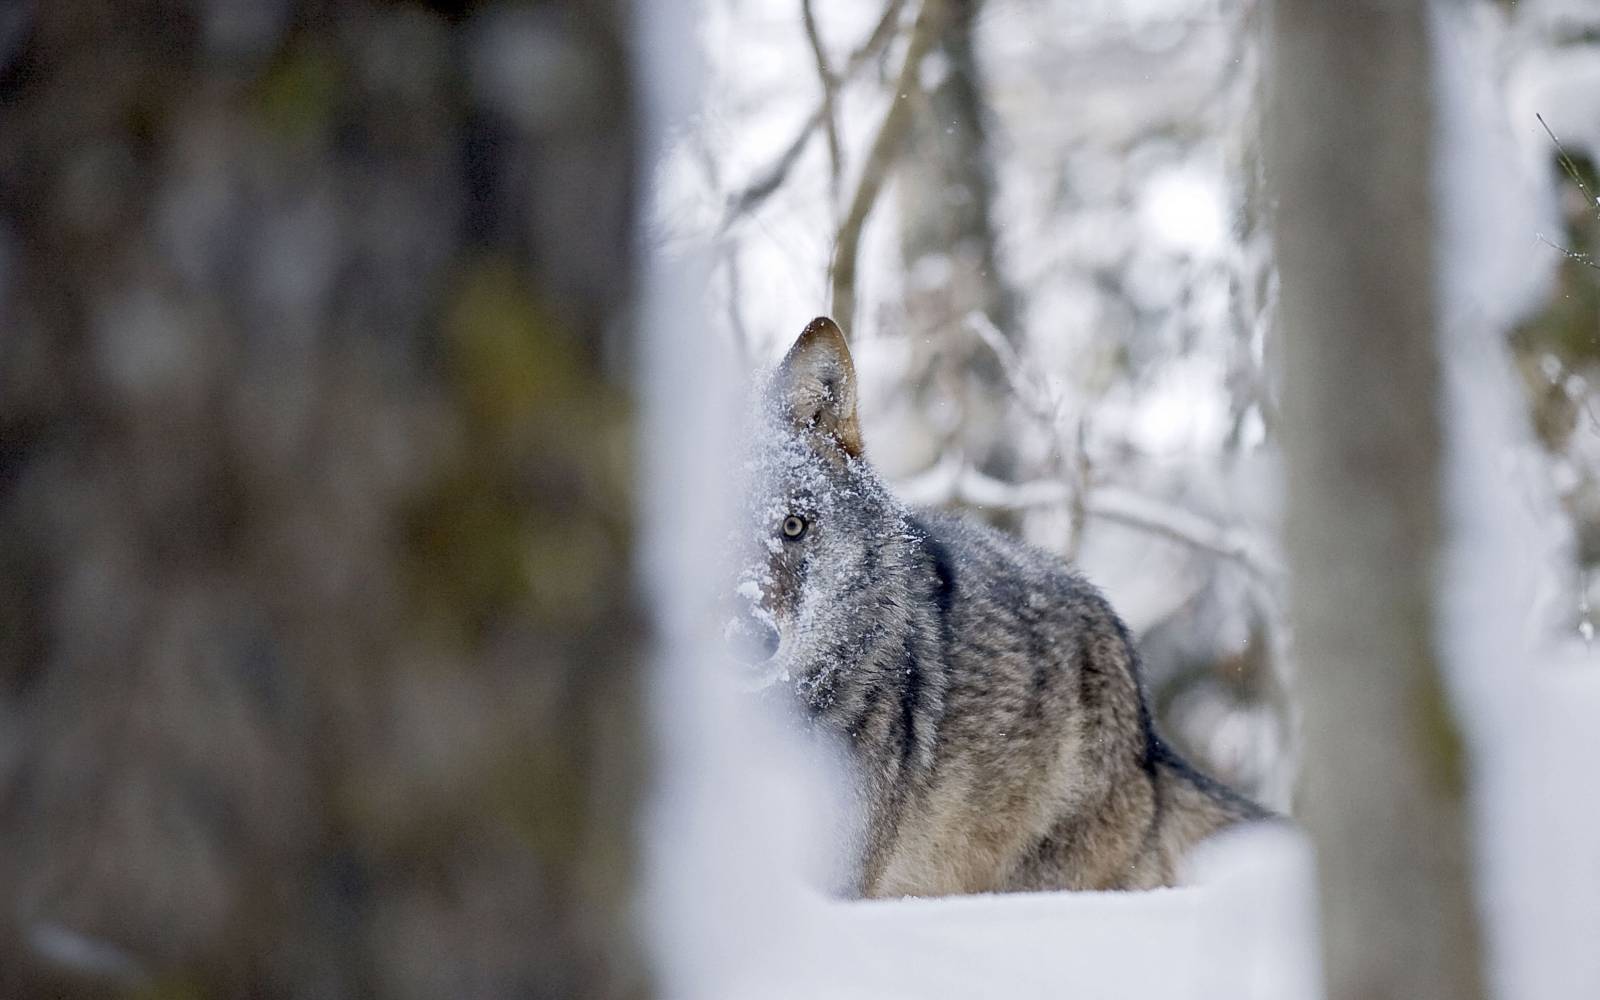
[777,316,863,457]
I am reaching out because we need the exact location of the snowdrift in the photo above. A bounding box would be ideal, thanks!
[710,824,1321,1000]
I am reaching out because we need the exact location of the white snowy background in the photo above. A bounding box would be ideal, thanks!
[641,0,1600,996]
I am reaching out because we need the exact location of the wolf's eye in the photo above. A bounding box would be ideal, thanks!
[781,515,808,540]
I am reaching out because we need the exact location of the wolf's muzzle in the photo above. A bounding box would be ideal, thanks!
[725,605,780,665]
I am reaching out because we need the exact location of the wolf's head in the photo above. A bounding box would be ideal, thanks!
[727,317,910,702]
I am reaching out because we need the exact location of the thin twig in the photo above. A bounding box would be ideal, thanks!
[1535,113,1600,271]
[717,0,908,233]
[830,0,945,334]
[801,0,844,210]
[718,107,826,232]
[1538,113,1599,210]
[1065,420,1090,563]
[1537,232,1597,269]
[851,0,909,75]
[966,310,1058,423]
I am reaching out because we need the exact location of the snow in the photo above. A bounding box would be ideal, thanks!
[692,823,1319,1000]
[1140,163,1229,257]
[735,579,764,602]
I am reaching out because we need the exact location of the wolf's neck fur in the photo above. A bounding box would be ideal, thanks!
[793,507,1265,896]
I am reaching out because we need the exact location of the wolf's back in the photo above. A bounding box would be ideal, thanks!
[854,508,1266,895]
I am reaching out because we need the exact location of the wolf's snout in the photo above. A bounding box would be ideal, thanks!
[725,606,780,665]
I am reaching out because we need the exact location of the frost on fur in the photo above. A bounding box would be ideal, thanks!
[726,320,913,700]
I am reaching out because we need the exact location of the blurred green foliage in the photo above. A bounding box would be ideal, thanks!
[256,40,343,144]
[404,257,632,641]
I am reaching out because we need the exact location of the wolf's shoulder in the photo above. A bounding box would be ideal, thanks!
[904,506,1116,624]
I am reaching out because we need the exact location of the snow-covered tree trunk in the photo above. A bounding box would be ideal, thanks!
[1267,1,1486,997]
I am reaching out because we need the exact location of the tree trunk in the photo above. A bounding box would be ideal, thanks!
[0,3,644,998]
[895,0,1024,522]
[1267,1,1486,998]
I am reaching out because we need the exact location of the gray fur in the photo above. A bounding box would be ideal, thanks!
[733,317,1267,898]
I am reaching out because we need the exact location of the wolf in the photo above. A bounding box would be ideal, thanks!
[728,316,1268,899]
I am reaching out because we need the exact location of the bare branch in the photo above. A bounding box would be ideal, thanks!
[1538,113,1599,212]
[801,0,844,209]
[1066,420,1091,563]
[850,0,909,75]
[1535,114,1600,271]
[718,106,826,232]
[717,0,909,233]
[966,309,1059,423]
[830,0,945,333]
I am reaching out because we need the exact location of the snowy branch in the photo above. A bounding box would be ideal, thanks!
[896,450,1071,509]
[966,309,1060,425]
[895,454,1282,581]
[1087,485,1283,581]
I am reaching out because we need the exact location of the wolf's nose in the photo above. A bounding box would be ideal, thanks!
[726,611,780,665]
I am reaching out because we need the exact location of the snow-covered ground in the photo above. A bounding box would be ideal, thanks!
[696,823,1320,1000]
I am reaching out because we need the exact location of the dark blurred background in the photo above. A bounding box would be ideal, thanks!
[0,2,644,996]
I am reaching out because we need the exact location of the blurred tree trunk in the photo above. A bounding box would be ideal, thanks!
[895,0,1024,523]
[0,2,644,998]
[1267,1,1485,998]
